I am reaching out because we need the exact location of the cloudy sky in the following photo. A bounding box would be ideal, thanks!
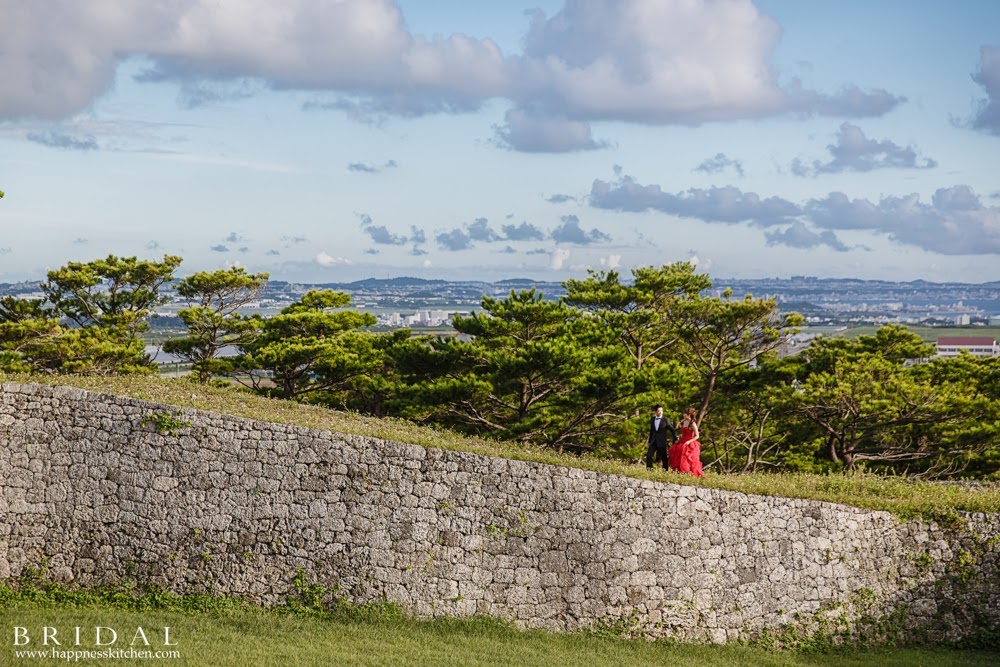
[2,0,999,283]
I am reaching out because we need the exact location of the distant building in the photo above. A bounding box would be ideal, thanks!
[935,337,999,358]
[954,314,971,326]
[990,315,1000,326]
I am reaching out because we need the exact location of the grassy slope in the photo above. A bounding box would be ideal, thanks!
[2,373,997,519]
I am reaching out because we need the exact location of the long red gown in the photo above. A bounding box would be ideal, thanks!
[668,426,703,477]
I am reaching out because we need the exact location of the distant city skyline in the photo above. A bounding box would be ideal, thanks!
[2,1,999,284]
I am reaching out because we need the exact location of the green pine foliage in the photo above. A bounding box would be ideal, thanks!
[0,254,181,375]
[162,267,268,383]
[2,253,998,479]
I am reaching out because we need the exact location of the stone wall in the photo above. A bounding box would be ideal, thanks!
[0,382,997,644]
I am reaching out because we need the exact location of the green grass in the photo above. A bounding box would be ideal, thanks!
[1,585,995,667]
[837,324,1000,343]
[2,373,998,520]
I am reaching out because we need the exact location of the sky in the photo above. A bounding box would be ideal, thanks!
[1,0,999,284]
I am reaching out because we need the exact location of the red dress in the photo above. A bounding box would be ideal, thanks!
[669,426,703,477]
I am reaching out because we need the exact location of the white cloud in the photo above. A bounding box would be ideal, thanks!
[591,172,1000,255]
[792,123,936,175]
[970,45,1000,134]
[590,175,800,226]
[2,0,902,137]
[493,108,608,153]
[599,254,621,268]
[0,0,507,120]
[550,247,571,269]
[316,252,352,266]
[511,0,900,124]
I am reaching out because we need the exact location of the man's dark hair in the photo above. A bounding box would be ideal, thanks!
[654,404,662,410]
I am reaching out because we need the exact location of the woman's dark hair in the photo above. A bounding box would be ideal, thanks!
[683,406,697,421]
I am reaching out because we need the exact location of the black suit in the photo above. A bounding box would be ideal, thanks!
[645,414,677,469]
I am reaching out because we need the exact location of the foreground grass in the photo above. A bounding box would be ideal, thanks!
[1,586,995,667]
[2,373,998,520]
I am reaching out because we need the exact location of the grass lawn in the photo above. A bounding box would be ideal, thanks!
[1,602,996,667]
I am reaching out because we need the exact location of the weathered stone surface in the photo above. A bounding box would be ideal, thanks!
[0,382,997,644]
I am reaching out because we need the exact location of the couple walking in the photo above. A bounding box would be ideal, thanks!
[645,405,703,477]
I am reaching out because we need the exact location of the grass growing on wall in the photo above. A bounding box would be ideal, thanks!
[2,373,998,519]
[1,584,996,667]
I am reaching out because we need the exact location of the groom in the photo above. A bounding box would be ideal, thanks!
[645,404,677,469]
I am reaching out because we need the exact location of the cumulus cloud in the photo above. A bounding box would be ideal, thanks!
[805,186,1000,254]
[26,131,98,151]
[146,241,161,250]
[499,245,517,254]
[792,123,936,175]
[436,229,473,251]
[590,171,1000,255]
[513,1,902,125]
[0,0,509,121]
[364,225,407,245]
[501,221,545,241]
[694,153,744,177]
[599,254,622,268]
[357,212,410,245]
[782,82,902,118]
[265,249,280,256]
[590,174,800,226]
[550,215,611,245]
[493,109,608,153]
[550,248,571,269]
[765,222,849,251]
[224,231,243,243]
[316,252,353,266]
[281,235,309,244]
[210,244,230,252]
[970,45,1000,134]
[1,0,903,149]
[435,217,521,250]
[467,217,500,242]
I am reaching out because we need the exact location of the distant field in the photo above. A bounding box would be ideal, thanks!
[836,324,1000,343]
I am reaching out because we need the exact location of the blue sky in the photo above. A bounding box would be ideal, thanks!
[1,0,999,284]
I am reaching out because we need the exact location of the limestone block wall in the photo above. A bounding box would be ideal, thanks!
[0,383,997,644]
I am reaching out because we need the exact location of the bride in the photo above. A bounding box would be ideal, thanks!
[668,407,704,478]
